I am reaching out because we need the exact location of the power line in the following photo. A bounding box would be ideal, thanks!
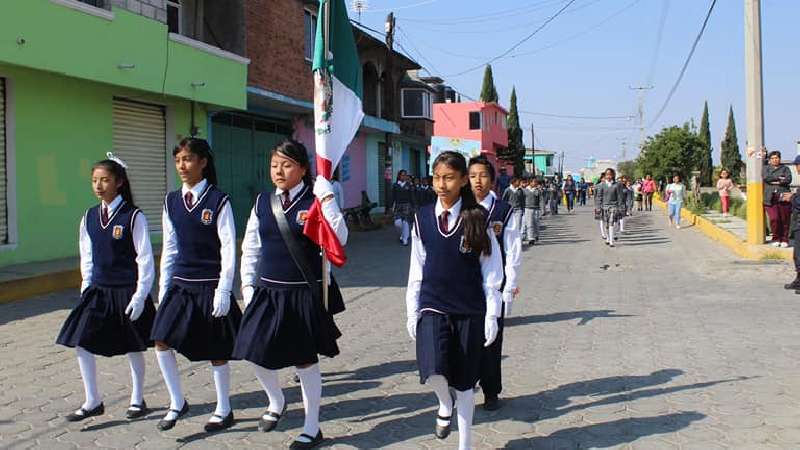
[648,0,717,128]
[645,0,670,86]
[445,0,579,77]
[521,111,635,120]
[399,0,564,25]
[354,0,439,13]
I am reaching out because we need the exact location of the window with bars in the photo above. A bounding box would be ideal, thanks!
[304,10,318,62]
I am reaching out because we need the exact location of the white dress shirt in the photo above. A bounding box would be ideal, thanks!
[240,181,349,288]
[405,197,503,320]
[79,195,155,303]
[159,178,236,297]
[479,191,521,301]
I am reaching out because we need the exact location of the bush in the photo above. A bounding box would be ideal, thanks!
[696,192,746,220]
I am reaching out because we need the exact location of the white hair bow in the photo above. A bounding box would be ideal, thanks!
[106,152,129,169]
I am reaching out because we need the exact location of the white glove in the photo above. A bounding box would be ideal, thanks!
[407,315,418,340]
[242,285,255,308]
[212,288,231,318]
[484,315,498,347]
[125,297,145,321]
[313,175,335,201]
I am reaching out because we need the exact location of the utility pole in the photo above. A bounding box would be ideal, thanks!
[383,12,396,211]
[530,123,536,177]
[744,0,765,244]
[617,137,628,161]
[629,85,654,152]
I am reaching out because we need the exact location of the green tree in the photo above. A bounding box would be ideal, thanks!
[499,87,525,175]
[720,106,744,183]
[617,160,636,179]
[697,101,713,186]
[636,123,705,183]
[479,65,498,103]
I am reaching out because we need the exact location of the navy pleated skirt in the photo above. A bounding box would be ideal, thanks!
[416,311,484,392]
[150,280,242,362]
[56,285,156,357]
[232,281,342,370]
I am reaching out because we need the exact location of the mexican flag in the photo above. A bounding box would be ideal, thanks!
[302,0,363,267]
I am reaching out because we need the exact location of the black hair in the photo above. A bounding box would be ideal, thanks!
[768,150,782,159]
[432,151,491,256]
[604,167,616,180]
[92,159,136,208]
[468,156,496,182]
[173,137,218,185]
[396,169,408,182]
[272,139,313,186]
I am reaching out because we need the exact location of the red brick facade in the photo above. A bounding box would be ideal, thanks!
[246,0,314,102]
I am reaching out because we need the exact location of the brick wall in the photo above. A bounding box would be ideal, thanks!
[246,0,313,102]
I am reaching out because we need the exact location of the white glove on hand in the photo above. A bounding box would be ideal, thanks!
[242,285,255,308]
[313,175,335,201]
[212,289,231,318]
[484,315,498,347]
[125,297,145,321]
[407,315,418,340]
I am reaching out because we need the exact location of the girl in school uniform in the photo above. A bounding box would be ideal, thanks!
[393,170,414,246]
[594,168,624,247]
[56,154,156,421]
[233,140,346,449]
[468,157,522,412]
[406,151,504,450]
[150,138,242,432]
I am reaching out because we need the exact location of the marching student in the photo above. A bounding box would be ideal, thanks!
[594,168,623,247]
[150,138,242,432]
[468,157,521,411]
[57,154,156,421]
[522,178,543,245]
[392,170,414,246]
[406,151,503,450]
[502,177,525,231]
[618,176,629,233]
[233,140,347,449]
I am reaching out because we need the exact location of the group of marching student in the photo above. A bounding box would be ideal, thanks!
[392,170,436,245]
[594,168,637,247]
[57,138,343,449]
[55,136,519,449]
[406,152,521,450]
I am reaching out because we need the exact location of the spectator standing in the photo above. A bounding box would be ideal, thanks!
[716,170,734,217]
[763,151,793,247]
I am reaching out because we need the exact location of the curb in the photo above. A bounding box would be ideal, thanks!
[0,269,80,304]
[653,196,792,261]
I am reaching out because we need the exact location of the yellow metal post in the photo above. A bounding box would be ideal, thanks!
[744,0,765,244]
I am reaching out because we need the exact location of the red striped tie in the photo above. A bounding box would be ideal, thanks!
[184,191,194,208]
[101,206,109,226]
[438,210,450,233]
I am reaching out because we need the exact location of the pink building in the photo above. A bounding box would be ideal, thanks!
[432,102,510,172]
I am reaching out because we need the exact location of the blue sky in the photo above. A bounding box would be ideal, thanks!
[353,0,799,172]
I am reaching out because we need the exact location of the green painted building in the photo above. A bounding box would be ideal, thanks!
[0,0,248,266]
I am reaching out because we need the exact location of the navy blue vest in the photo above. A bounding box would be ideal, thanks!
[255,186,323,284]
[166,184,229,281]
[417,204,486,316]
[393,182,413,205]
[486,196,513,290]
[85,202,139,287]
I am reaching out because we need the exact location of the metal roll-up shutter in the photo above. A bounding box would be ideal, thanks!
[0,78,7,244]
[112,98,167,232]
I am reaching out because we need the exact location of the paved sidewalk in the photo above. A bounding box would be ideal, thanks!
[2,206,799,449]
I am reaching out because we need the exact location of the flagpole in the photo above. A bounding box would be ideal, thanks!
[321,0,332,311]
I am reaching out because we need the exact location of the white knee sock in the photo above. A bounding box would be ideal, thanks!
[426,375,454,427]
[127,352,146,406]
[296,364,322,440]
[210,363,231,421]
[76,346,101,410]
[401,221,410,243]
[155,349,184,420]
[608,224,615,244]
[599,220,607,238]
[455,388,475,450]
[620,218,625,232]
[251,363,285,419]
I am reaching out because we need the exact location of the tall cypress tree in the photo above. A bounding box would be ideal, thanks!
[480,65,498,103]
[720,106,744,182]
[698,101,713,185]
[501,87,525,175]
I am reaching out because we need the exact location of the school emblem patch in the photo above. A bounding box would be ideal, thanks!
[491,221,504,236]
[296,210,309,226]
[112,225,124,240]
[201,209,213,225]
[459,235,472,254]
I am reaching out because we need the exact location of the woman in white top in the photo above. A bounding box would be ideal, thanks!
[666,174,686,229]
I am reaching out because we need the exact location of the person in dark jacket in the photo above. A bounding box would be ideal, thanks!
[503,178,526,230]
[563,176,577,212]
[594,168,624,247]
[784,156,800,293]
[763,151,793,247]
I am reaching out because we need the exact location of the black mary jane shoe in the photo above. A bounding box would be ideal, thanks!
[126,401,149,419]
[435,414,452,439]
[289,430,324,449]
[204,411,234,433]
[66,402,105,422]
[483,394,502,411]
[258,403,287,432]
[156,400,189,431]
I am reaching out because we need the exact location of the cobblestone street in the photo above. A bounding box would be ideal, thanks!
[3,206,800,449]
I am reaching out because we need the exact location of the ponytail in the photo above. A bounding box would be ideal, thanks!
[92,159,137,209]
[432,151,491,256]
[174,137,218,185]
